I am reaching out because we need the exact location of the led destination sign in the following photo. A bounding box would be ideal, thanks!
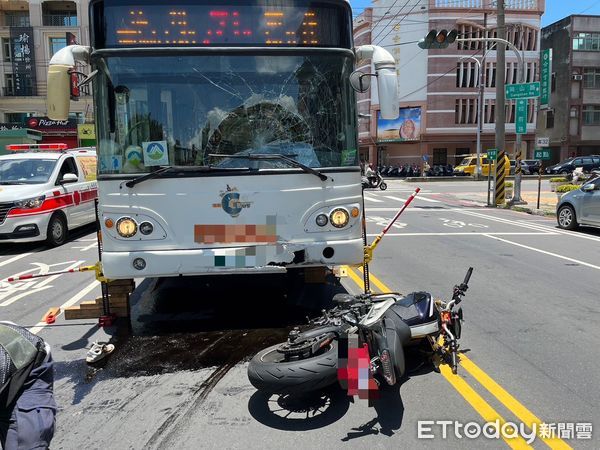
[102,2,347,47]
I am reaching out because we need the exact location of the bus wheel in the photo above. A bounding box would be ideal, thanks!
[47,213,68,247]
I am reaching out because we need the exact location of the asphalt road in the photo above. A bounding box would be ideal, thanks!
[0,180,598,449]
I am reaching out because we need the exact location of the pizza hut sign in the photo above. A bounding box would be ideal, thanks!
[27,117,76,130]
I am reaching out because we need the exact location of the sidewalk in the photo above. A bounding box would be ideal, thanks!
[452,190,558,216]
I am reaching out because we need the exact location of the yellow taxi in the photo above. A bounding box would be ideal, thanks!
[453,153,510,177]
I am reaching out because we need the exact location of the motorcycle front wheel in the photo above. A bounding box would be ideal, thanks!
[247,341,338,395]
[379,182,387,190]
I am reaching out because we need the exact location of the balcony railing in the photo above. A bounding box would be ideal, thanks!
[2,14,31,27]
[432,0,540,10]
[42,13,78,27]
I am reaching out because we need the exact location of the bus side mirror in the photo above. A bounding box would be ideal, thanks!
[47,65,71,121]
[350,71,372,93]
[376,68,399,120]
[46,45,91,121]
[354,45,399,120]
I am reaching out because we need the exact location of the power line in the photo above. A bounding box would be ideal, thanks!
[375,0,424,45]
[371,0,412,43]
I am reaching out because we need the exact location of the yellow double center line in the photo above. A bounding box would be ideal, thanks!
[343,266,572,450]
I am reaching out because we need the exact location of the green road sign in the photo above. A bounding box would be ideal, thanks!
[487,149,498,159]
[540,49,552,108]
[534,149,551,160]
[516,99,527,134]
[505,82,540,100]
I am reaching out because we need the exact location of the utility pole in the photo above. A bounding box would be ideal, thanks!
[494,0,506,207]
[476,12,488,180]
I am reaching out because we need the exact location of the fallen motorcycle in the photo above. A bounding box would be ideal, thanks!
[247,268,473,395]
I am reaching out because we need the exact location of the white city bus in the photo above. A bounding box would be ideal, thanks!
[46,0,399,279]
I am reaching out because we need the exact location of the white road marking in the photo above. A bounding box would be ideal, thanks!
[366,216,407,229]
[483,234,600,271]
[458,210,600,242]
[363,194,384,203]
[366,207,484,212]
[366,232,557,237]
[71,241,98,252]
[382,194,442,204]
[0,260,85,307]
[0,253,35,268]
[28,279,100,335]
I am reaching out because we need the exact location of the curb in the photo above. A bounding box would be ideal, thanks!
[396,175,556,183]
[503,205,556,217]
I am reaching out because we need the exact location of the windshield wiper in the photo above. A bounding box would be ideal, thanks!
[209,154,329,181]
[123,165,251,189]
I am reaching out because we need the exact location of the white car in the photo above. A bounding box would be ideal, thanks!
[0,145,98,245]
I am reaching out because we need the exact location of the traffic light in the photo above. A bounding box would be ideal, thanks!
[418,29,458,49]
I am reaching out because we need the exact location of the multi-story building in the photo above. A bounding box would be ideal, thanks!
[536,15,600,164]
[353,0,545,168]
[0,0,93,146]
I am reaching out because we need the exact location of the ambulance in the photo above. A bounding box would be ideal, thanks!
[0,144,98,246]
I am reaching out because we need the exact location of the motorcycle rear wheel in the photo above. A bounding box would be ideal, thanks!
[248,341,338,395]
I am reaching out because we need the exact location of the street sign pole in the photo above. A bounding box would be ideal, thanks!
[487,149,497,207]
[537,161,543,210]
[534,149,552,209]
[506,82,540,207]
[487,161,492,206]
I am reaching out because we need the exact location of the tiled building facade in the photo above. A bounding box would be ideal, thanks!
[536,15,600,164]
[0,0,92,125]
[354,0,545,168]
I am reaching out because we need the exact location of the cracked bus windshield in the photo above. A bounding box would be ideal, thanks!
[95,54,358,174]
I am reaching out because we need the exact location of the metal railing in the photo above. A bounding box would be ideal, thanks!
[2,15,30,27]
[42,13,78,27]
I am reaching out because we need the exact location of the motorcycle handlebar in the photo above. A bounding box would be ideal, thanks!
[463,267,473,286]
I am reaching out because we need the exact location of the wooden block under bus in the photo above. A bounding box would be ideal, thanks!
[106,285,135,295]
[64,306,102,320]
[304,267,329,284]
[107,278,135,286]
[79,300,101,309]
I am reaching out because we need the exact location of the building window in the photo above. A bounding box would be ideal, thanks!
[455,99,478,124]
[3,74,14,96]
[2,38,12,63]
[5,112,32,123]
[456,62,477,88]
[573,33,600,51]
[484,100,495,123]
[49,37,67,57]
[583,105,600,125]
[42,1,78,27]
[3,12,30,27]
[433,148,447,165]
[546,109,554,128]
[583,68,600,88]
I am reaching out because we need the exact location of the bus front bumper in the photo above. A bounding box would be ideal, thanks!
[101,239,364,279]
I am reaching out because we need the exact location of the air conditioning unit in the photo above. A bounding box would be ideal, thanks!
[573,74,583,81]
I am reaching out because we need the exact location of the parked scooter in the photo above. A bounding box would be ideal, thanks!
[362,171,387,190]
[247,268,473,394]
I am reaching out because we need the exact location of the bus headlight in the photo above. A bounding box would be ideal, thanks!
[315,214,328,227]
[15,195,45,209]
[330,208,349,228]
[116,217,138,238]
